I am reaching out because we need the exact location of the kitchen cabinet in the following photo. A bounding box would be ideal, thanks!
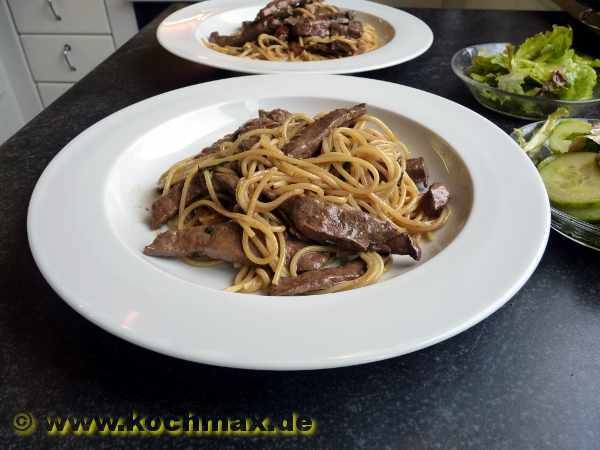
[0,0,137,144]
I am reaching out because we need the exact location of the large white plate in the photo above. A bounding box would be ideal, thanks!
[28,75,550,370]
[156,0,433,74]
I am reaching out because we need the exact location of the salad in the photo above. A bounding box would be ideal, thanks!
[469,26,600,100]
[515,108,600,222]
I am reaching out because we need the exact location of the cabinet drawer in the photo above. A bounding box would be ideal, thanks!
[21,35,114,82]
[38,82,73,107]
[8,0,110,34]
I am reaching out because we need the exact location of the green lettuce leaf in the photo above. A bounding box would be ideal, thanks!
[514,25,572,63]
[562,62,597,100]
[513,49,573,86]
[574,54,600,69]
[497,72,526,94]
[470,72,498,85]
[467,25,599,101]
[470,55,506,74]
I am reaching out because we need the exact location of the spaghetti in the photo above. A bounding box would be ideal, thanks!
[205,0,380,62]
[146,107,450,295]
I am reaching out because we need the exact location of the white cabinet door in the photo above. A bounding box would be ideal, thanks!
[0,59,25,145]
[0,1,42,128]
[21,35,114,83]
[8,0,111,34]
[38,82,73,107]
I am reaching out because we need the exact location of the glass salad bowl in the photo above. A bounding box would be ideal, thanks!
[452,43,600,120]
[511,119,600,251]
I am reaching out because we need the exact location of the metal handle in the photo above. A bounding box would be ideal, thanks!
[62,44,76,72]
[46,0,62,21]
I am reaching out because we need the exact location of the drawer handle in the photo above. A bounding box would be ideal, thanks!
[63,44,77,72]
[46,0,62,21]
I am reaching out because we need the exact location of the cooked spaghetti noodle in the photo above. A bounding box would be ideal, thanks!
[205,1,380,61]
[148,108,450,295]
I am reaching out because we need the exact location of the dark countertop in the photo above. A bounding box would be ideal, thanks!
[1,6,599,450]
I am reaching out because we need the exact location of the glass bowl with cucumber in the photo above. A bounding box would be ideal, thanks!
[512,107,600,250]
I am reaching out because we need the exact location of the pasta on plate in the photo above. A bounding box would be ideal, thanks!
[206,0,380,61]
[144,104,450,295]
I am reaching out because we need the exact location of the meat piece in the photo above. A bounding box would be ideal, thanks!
[198,134,232,157]
[151,109,290,229]
[209,0,311,47]
[259,108,291,124]
[285,237,330,272]
[282,195,421,259]
[293,17,334,37]
[151,178,200,230]
[270,260,366,295]
[347,20,363,38]
[335,247,357,260]
[289,41,304,57]
[420,183,450,218]
[236,109,292,151]
[256,0,310,21]
[198,108,291,157]
[242,18,281,46]
[329,12,363,39]
[194,120,255,157]
[273,24,290,41]
[209,4,360,49]
[292,12,356,38]
[307,41,355,57]
[282,103,366,159]
[208,31,241,48]
[211,171,239,195]
[150,171,238,229]
[209,16,277,47]
[283,16,299,27]
[238,137,260,151]
[329,19,363,38]
[405,157,428,187]
[144,222,249,265]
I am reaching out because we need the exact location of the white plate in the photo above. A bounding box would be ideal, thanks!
[28,75,550,370]
[156,0,433,74]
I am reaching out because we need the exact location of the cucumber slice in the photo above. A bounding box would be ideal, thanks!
[539,152,600,208]
[548,119,592,154]
[561,203,600,222]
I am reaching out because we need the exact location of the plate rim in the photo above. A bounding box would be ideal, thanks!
[155,0,434,75]
[27,74,551,370]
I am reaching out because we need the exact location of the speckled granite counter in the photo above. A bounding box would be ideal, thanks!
[1,6,599,450]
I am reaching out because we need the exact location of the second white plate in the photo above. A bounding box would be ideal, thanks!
[156,0,433,74]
